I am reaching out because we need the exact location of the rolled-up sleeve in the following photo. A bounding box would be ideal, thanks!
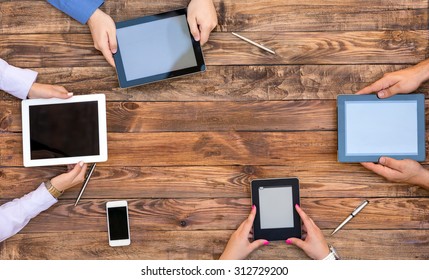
[0,183,57,242]
[47,0,104,24]
[0,58,38,100]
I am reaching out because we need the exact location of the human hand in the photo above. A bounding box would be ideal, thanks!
[50,161,88,192]
[28,83,72,99]
[361,157,429,190]
[187,0,218,45]
[87,9,117,67]
[356,60,429,98]
[286,205,330,260]
[219,205,269,260]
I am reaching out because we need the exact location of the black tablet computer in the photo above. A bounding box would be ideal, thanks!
[337,94,426,162]
[114,8,206,88]
[251,178,301,241]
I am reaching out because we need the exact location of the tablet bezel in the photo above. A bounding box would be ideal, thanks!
[251,178,301,241]
[21,94,108,167]
[337,94,426,163]
[114,8,206,88]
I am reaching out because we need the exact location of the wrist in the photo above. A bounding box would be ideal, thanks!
[87,9,101,27]
[45,179,64,199]
[412,59,429,85]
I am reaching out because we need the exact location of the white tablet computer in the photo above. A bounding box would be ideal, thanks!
[337,94,426,162]
[21,94,108,167]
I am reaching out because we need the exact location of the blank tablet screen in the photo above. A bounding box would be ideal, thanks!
[29,102,100,159]
[345,101,418,155]
[116,14,197,82]
[259,186,294,229]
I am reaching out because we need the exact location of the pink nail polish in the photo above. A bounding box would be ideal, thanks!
[252,205,256,210]
[263,241,269,246]
[295,204,300,208]
[286,239,292,245]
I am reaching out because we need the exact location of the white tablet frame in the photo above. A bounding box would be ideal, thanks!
[21,94,108,167]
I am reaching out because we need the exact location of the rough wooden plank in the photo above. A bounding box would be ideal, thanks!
[2,65,429,102]
[0,100,337,132]
[1,164,429,200]
[1,198,428,233]
[0,131,338,167]
[1,31,427,68]
[1,230,429,260]
[1,0,427,34]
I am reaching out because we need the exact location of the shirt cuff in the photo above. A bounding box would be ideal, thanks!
[48,0,105,24]
[0,59,38,100]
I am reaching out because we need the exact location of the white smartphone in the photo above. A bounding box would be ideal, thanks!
[106,200,131,247]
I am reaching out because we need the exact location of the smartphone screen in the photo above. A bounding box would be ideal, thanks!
[107,206,130,240]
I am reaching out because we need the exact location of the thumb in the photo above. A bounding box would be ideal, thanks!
[379,157,402,171]
[286,238,306,250]
[50,86,73,99]
[188,17,200,41]
[248,239,269,253]
[377,83,401,98]
[108,28,118,54]
[66,161,85,178]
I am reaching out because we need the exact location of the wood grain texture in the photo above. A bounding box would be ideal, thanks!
[1,100,337,132]
[1,31,427,68]
[0,0,427,34]
[1,230,428,260]
[2,65,429,102]
[0,132,338,167]
[0,198,427,233]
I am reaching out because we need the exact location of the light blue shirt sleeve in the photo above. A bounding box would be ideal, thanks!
[0,184,57,242]
[0,58,38,100]
[47,0,105,24]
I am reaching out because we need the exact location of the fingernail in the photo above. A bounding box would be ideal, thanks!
[286,239,292,245]
[67,92,73,96]
[379,157,386,164]
[295,204,300,208]
[79,161,84,167]
[378,91,385,98]
[112,48,117,53]
[252,205,256,210]
[263,241,270,246]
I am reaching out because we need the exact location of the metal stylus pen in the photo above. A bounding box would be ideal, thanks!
[74,163,96,206]
[331,200,369,236]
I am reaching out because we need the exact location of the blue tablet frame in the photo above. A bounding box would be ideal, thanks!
[251,178,301,241]
[113,8,206,88]
[337,94,426,162]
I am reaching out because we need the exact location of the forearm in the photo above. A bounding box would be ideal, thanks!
[0,183,57,242]
[410,58,429,86]
[0,58,38,99]
[47,0,104,24]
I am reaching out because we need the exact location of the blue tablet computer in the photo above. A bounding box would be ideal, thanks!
[114,8,206,88]
[337,94,426,162]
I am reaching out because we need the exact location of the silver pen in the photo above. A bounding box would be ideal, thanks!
[231,32,276,55]
[331,200,369,236]
[74,163,96,206]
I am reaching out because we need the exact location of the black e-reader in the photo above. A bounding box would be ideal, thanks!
[251,178,301,241]
[337,94,426,162]
[114,8,206,88]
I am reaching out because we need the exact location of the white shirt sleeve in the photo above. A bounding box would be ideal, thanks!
[0,183,57,242]
[0,58,38,100]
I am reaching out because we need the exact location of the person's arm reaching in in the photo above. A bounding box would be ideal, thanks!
[361,157,429,191]
[286,204,331,260]
[47,0,117,67]
[0,162,88,242]
[0,58,72,99]
[187,0,218,46]
[356,58,429,98]
[219,205,269,260]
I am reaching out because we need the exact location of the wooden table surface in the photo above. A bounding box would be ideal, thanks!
[1,0,429,260]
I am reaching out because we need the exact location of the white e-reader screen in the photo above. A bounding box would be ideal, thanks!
[259,186,294,229]
[337,94,426,162]
[345,101,418,155]
[114,9,206,88]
